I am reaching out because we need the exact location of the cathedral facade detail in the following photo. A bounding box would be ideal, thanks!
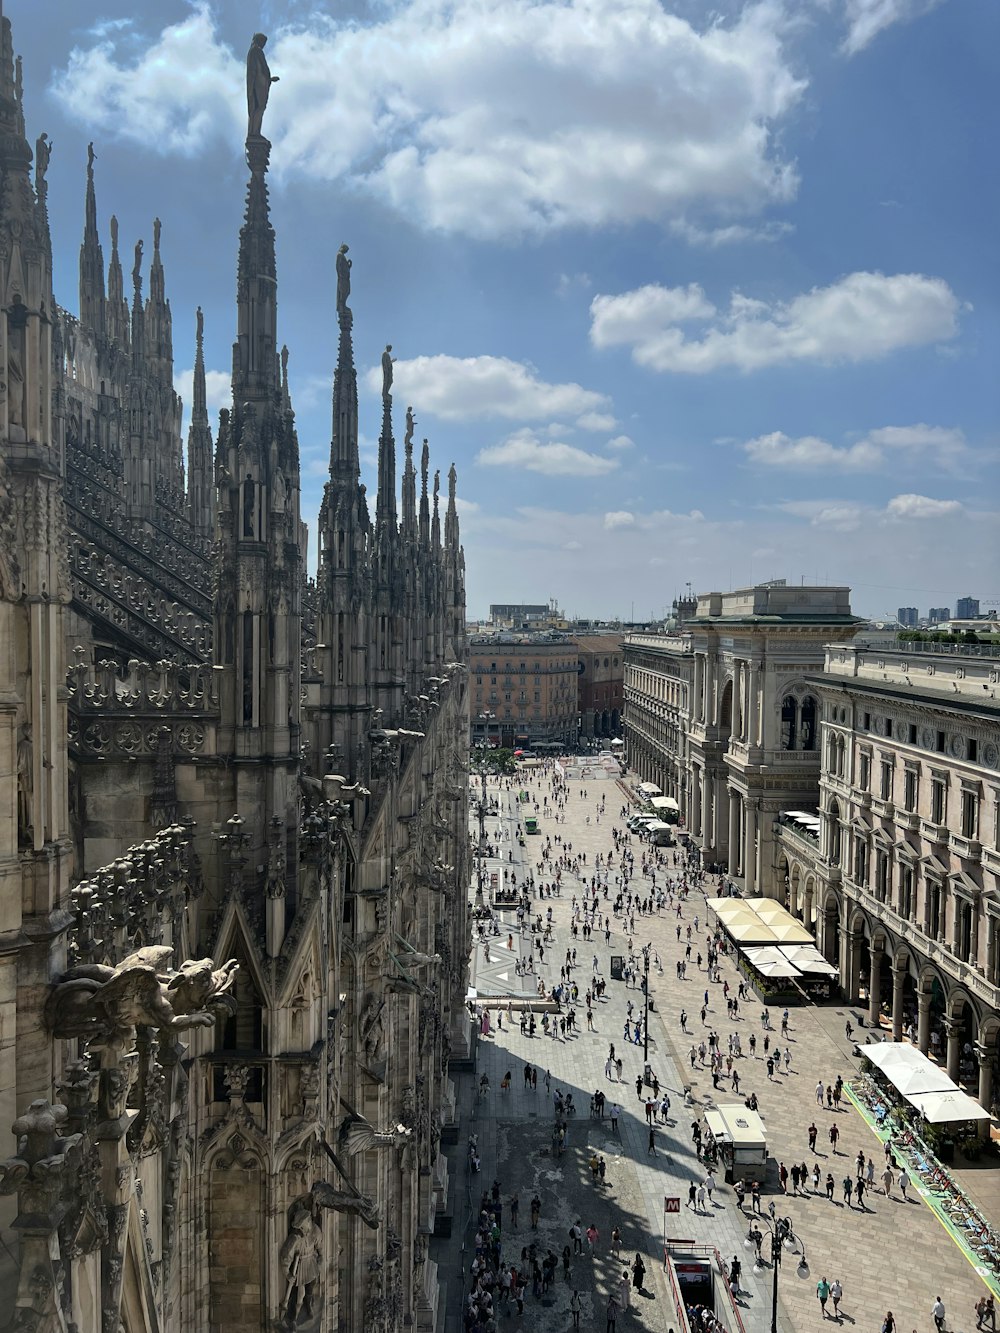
[0,17,469,1333]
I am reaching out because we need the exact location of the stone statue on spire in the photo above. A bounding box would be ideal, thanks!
[381,344,395,398]
[132,238,143,293]
[336,244,351,315]
[34,132,51,201]
[246,32,279,140]
[405,407,415,449]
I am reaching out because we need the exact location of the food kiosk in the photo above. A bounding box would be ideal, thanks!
[703,1104,768,1183]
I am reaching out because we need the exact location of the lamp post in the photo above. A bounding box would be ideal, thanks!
[642,943,651,1062]
[744,1215,809,1333]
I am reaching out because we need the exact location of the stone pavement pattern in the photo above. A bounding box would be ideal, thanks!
[459,768,993,1333]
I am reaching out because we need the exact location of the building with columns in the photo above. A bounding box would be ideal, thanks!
[624,582,861,889]
[775,639,1000,1117]
[1,15,470,1333]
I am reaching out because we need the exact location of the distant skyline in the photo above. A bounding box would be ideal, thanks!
[15,0,998,620]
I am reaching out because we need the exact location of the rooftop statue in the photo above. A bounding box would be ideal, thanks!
[336,243,351,314]
[381,344,395,398]
[247,32,279,140]
[405,406,415,449]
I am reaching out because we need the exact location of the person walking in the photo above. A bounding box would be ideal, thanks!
[882,1313,895,1333]
[572,1221,583,1254]
[705,1171,716,1205]
[829,1124,840,1154]
[830,1279,843,1318]
[610,1103,620,1136]
[530,1194,541,1229]
[570,1289,582,1329]
[808,1122,818,1152]
[825,1173,835,1201]
[586,1223,599,1255]
[898,1168,909,1200]
[647,1125,657,1155]
[856,1178,866,1209]
[881,1164,893,1196]
[606,1293,620,1333]
[510,1192,519,1227]
[816,1079,824,1106]
[610,1226,622,1257]
[932,1297,946,1332]
[687,1182,697,1210]
[632,1253,646,1292]
[817,1277,831,1318]
[842,1176,853,1207]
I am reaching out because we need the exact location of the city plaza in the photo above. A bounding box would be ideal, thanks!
[449,761,998,1332]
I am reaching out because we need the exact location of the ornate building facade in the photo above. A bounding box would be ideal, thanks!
[774,639,1000,1115]
[624,582,861,892]
[1,16,469,1333]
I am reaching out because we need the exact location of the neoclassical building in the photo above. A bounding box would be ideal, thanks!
[776,640,1000,1114]
[1,16,469,1333]
[624,582,861,892]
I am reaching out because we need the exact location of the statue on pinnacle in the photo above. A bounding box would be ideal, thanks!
[381,344,395,399]
[336,243,352,316]
[246,32,279,140]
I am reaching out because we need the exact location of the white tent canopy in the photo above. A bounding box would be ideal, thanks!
[911,1090,992,1123]
[742,947,801,978]
[637,782,662,796]
[644,820,672,832]
[779,945,838,976]
[863,1041,988,1119]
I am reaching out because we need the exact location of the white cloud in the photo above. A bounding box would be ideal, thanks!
[842,0,944,55]
[743,424,967,472]
[174,367,231,420]
[885,493,962,520]
[576,411,618,433]
[455,497,480,515]
[477,428,619,477]
[669,218,794,247]
[51,0,806,240]
[607,435,635,452]
[604,510,636,530]
[590,271,961,373]
[366,355,610,424]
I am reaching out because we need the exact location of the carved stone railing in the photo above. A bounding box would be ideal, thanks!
[67,653,219,757]
[71,541,212,660]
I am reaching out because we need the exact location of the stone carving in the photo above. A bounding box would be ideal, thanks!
[47,948,238,1050]
[35,132,51,200]
[309,1178,380,1228]
[16,722,32,845]
[280,1201,322,1325]
[247,32,279,140]
[381,344,394,397]
[404,406,415,449]
[336,243,351,314]
[336,1113,411,1158]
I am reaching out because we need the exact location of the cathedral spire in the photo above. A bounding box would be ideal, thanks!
[329,243,359,479]
[233,134,278,401]
[79,143,105,336]
[419,438,430,548]
[146,216,174,377]
[375,349,397,534]
[129,236,145,368]
[106,215,129,351]
[445,462,460,550]
[431,467,441,548]
[187,306,214,538]
[401,406,417,538]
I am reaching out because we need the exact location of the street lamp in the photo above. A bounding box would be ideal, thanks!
[744,1216,809,1333]
[641,943,651,1062]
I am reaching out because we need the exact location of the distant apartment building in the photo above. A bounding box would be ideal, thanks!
[928,607,951,623]
[957,597,981,619]
[897,606,919,628]
[576,634,625,739]
[470,636,580,749]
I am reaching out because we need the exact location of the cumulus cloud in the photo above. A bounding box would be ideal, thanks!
[590,271,961,374]
[842,0,945,55]
[477,428,619,477]
[744,423,966,471]
[576,411,618,433]
[604,510,636,530]
[607,435,635,451]
[885,493,962,520]
[174,366,231,422]
[366,355,610,425]
[51,0,805,240]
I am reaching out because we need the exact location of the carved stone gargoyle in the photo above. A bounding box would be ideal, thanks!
[46,945,238,1051]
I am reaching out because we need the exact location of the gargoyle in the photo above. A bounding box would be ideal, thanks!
[309,1179,380,1230]
[337,1113,412,1159]
[46,948,238,1050]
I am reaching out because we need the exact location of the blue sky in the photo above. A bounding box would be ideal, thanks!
[18,0,999,620]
